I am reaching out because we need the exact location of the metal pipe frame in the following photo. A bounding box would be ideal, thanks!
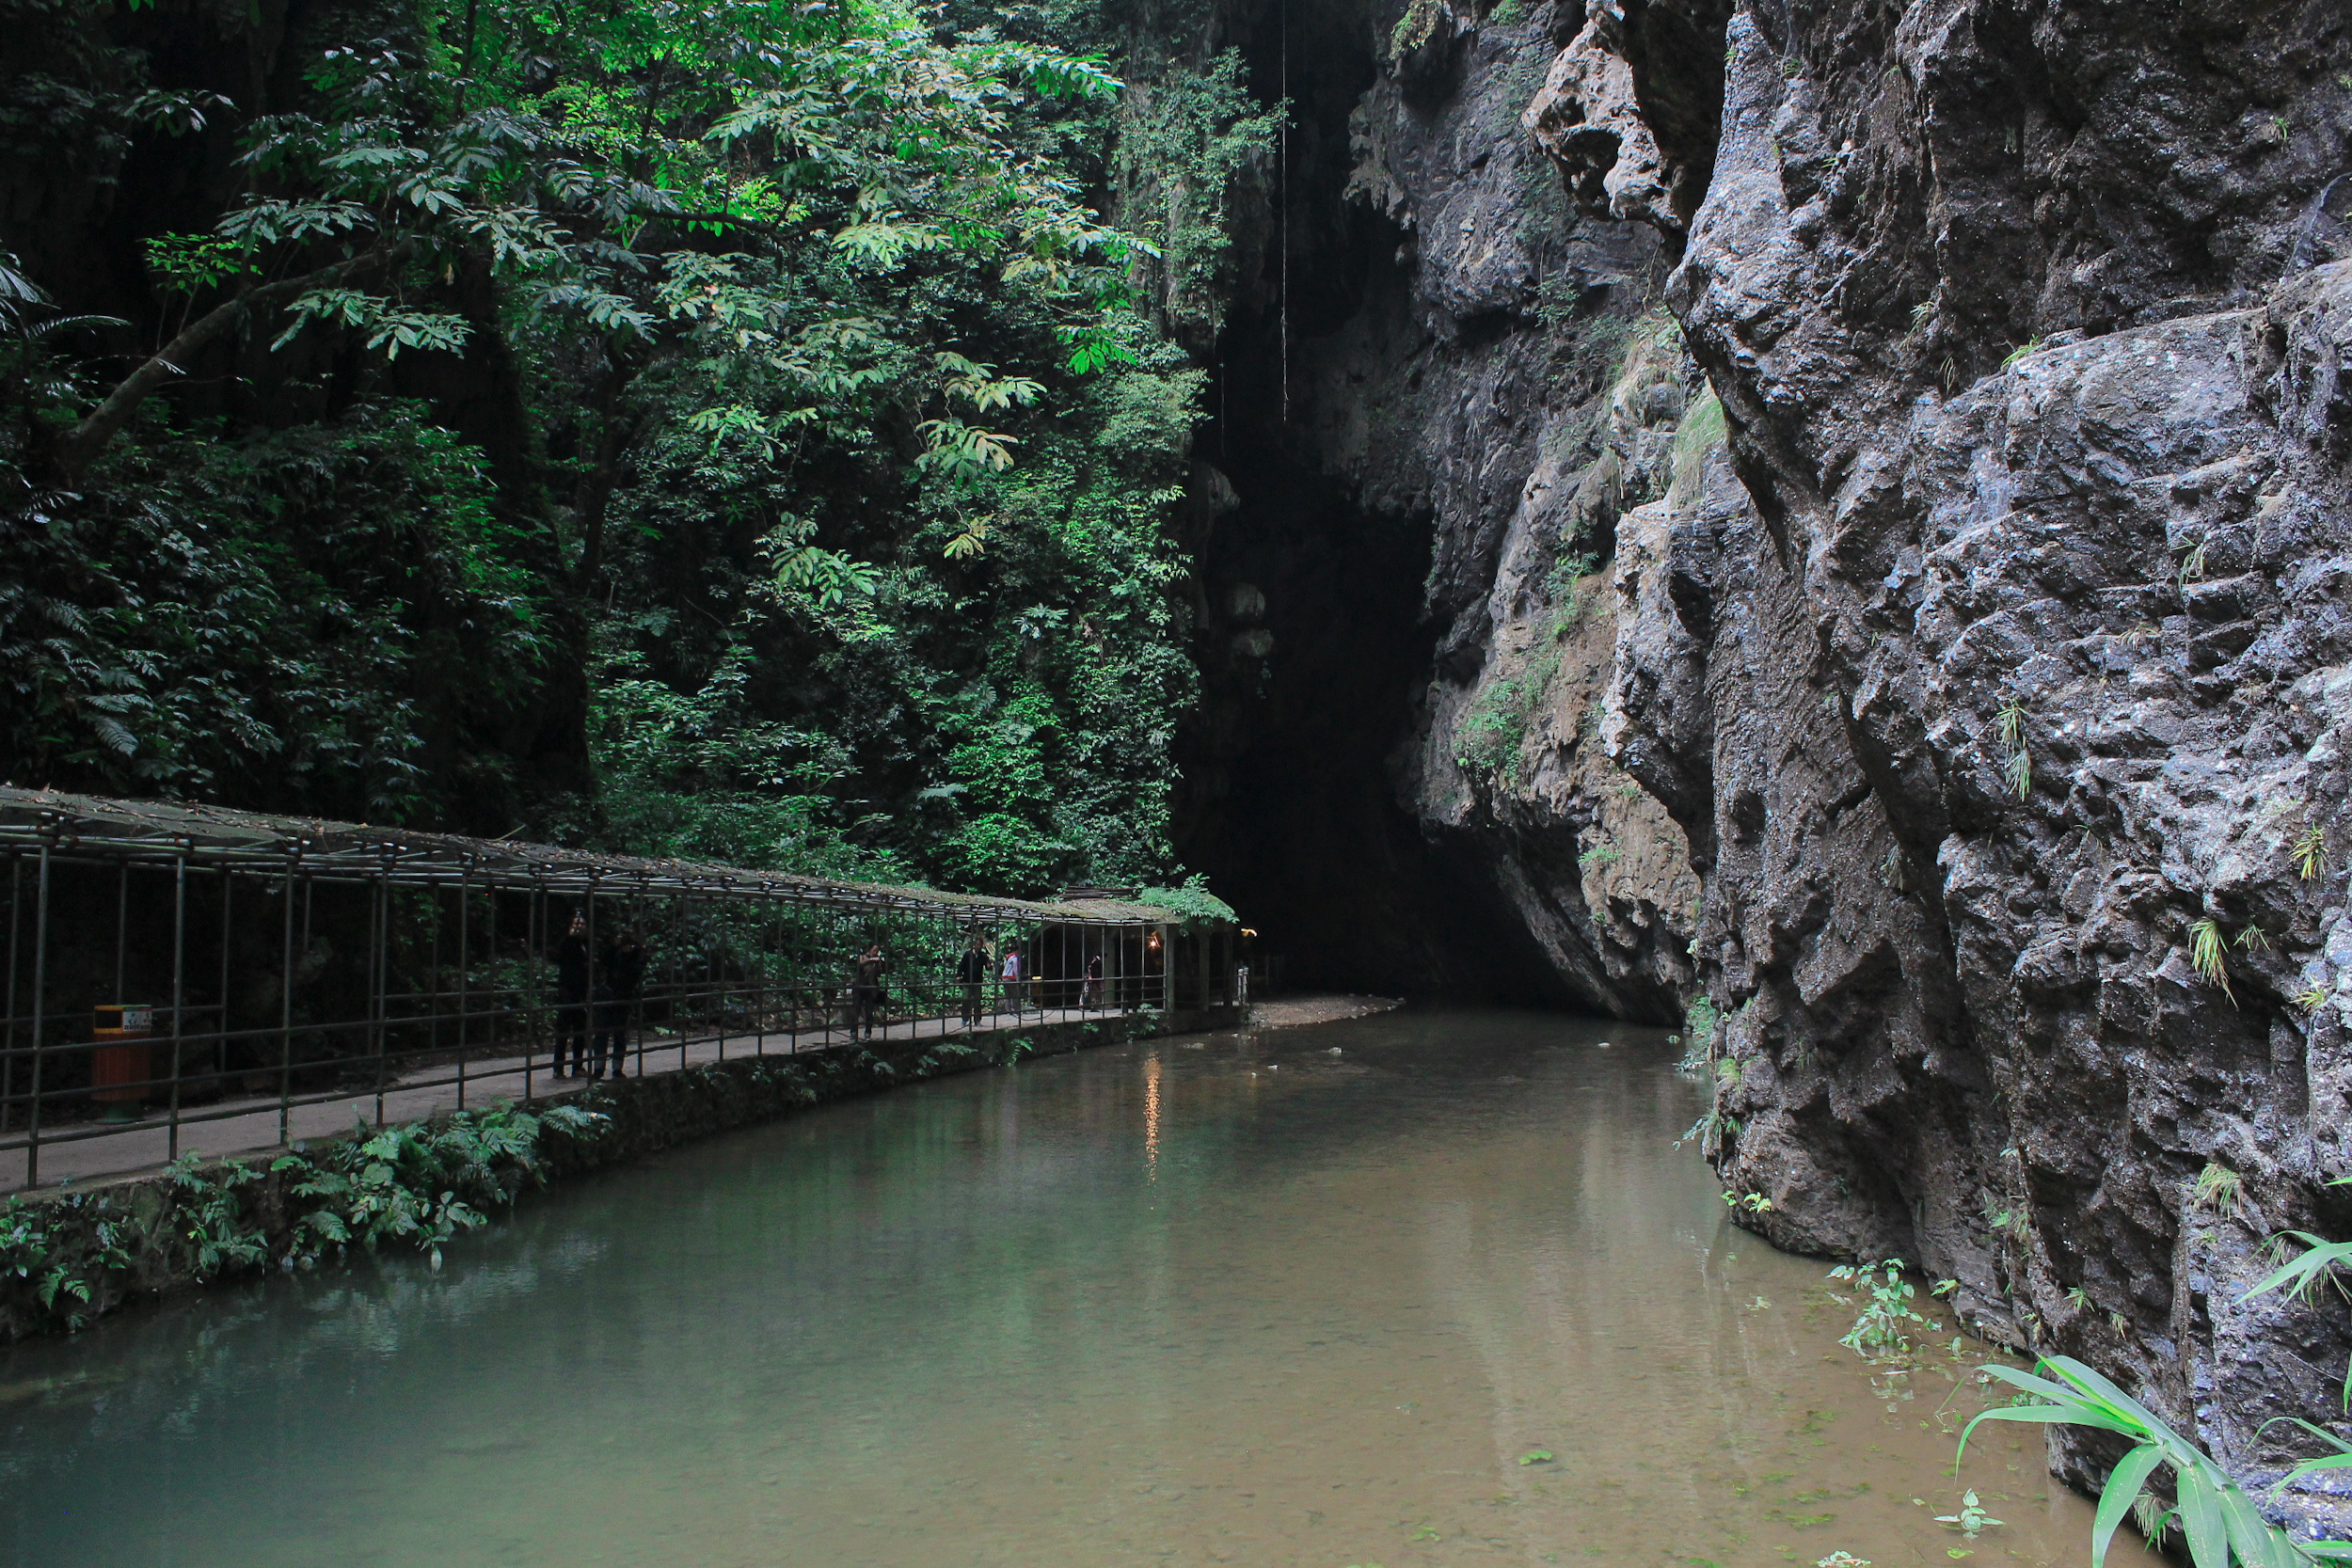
[0,790,1223,1192]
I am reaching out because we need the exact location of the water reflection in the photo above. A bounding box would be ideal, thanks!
[0,1010,2150,1566]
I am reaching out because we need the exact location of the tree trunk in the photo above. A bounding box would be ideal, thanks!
[47,246,401,483]
[572,360,642,595]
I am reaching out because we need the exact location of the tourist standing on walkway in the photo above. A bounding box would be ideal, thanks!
[999,944,1025,1016]
[852,942,886,1039]
[956,936,991,1027]
[553,911,593,1078]
[594,924,647,1080]
[1082,953,1104,1010]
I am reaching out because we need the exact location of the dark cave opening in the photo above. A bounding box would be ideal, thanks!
[1167,0,1565,1005]
[1168,436,1557,1004]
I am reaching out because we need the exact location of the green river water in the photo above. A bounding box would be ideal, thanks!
[0,1009,2150,1567]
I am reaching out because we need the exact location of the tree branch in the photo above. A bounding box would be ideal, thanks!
[50,244,405,481]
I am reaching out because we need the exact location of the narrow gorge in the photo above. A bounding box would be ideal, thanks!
[1162,0,2352,1524]
[8,0,2352,1546]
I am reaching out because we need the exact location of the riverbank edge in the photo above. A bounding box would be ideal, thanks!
[1,1005,1246,1344]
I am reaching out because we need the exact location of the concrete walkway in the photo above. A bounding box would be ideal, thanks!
[1,1003,1152,1192]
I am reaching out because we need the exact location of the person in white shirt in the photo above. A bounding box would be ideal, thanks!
[999,947,1025,1016]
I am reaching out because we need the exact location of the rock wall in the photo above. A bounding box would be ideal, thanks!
[1197,0,2352,1520]
[1519,0,2352,1524]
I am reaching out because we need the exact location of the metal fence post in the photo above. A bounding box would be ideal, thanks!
[455,862,470,1078]
[24,838,51,1189]
[113,861,127,1004]
[215,868,231,1104]
[524,879,540,1101]
[372,869,389,1128]
[2,852,19,1134]
[167,849,186,1162]
[278,858,297,1146]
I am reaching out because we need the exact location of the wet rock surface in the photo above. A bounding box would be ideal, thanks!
[1520,0,2352,1525]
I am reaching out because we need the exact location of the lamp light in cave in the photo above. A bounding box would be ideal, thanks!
[1147,930,1161,949]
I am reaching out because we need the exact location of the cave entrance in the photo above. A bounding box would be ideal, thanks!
[1167,2,1561,1005]
[1169,447,1554,1003]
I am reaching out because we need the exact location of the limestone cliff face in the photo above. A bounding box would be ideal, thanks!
[1522,0,2352,1522]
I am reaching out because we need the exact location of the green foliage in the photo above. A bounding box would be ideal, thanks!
[1668,390,1726,508]
[1391,0,1448,56]
[0,1191,133,1330]
[1136,874,1236,927]
[1827,1259,1939,1361]
[588,637,902,879]
[4,0,1225,901]
[140,231,242,294]
[1934,1489,2004,1540]
[2244,1228,2352,1309]
[1994,697,2031,798]
[213,1100,611,1274]
[170,1156,268,1280]
[2193,1162,2246,1216]
[1545,553,1603,640]
[2295,821,2328,879]
[3,1099,607,1333]
[3,402,548,820]
[1456,676,1532,780]
[1683,995,1720,1064]
[1958,1355,2332,1567]
[2190,917,2234,1001]
[1116,51,1281,345]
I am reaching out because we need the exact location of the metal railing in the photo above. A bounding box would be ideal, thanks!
[0,789,1244,1191]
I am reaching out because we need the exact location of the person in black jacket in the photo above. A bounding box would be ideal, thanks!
[595,924,647,1080]
[553,911,593,1079]
[955,935,991,1027]
[851,942,885,1039]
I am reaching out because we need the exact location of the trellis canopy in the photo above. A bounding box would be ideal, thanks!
[0,787,1197,927]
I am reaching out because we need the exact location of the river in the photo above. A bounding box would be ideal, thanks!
[0,1009,2148,1566]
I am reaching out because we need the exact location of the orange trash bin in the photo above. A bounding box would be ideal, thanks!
[91,1004,154,1121]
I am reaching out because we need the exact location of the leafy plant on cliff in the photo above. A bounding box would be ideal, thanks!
[1683,995,1719,1066]
[1667,389,1726,509]
[2190,917,2234,1001]
[2294,822,2328,880]
[2192,1163,2247,1218]
[1116,51,1281,345]
[1390,0,1449,56]
[1455,675,1532,781]
[1938,1192,2352,1567]
[1545,553,1603,639]
[1994,697,2032,799]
